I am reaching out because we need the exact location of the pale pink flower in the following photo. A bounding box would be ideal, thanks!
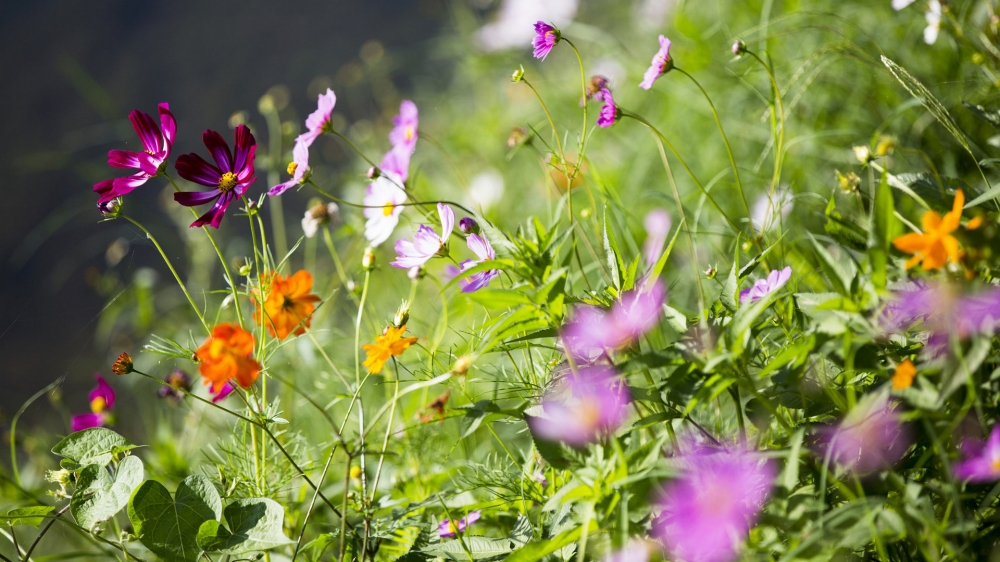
[639,35,673,90]
[392,203,455,269]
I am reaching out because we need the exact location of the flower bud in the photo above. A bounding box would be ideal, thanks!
[836,170,861,192]
[408,266,425,280]
[111,352,134,375]
[367,166,381,180]
[731,40,747,56]
[362,247,376,270]
[875,135,897,157]
[452,355,473,376]
[511,65,525,82]
[458,217,479,234]
[704,265,717,279]
[853,145,873,164]
[98,198,121,216]
[394,300,411,328]
[239,263,252,277]
[507,127,529,149]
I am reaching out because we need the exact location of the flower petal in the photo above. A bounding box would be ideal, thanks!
[158,102,176,147]
[108,150,142,170]
[202,129,233,172]
[174,189,221,207]
[232,124,256,174]
[176,153,222,187]
[129,110,162,154]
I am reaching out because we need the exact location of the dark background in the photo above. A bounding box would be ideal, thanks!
[0,0,444,428]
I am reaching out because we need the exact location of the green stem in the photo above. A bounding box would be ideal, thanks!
[745,51,786,199]
[329,129,377,168]
[575,501,594,562]
[521,78,565,161]
[290,444,337,562]
[308,181,476,216]
[262,105,289,261]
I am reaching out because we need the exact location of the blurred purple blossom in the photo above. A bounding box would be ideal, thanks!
[210,381,235,403]
[392,203,455,269]
[818,394,909,473]
[389,100,419,154]
[438,511,481,538]
[882,282,1000,351]
[596,88,619,128]
[532,22,559,59]
[953,425,1000,483]
[71,374,116,432]
[562,281,665,360]
[94,103,176,209]
[740,266,791,304]
[639,35,672,90]
[446,234,500,293]
[157,370,192,402]
[643,208,671,266]
[528,365,630,446]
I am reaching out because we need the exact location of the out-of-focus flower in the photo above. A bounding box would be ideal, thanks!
[408,266,425,280]
[420,388,451,423]
[270,140,310,197]
[739,266,791,304]
[389,100,419,154]
[392,203,455,269]
[639,35,673,90]
[603,540,652,562]
[298,88,336,148]
[653,447,775,562]
[363,325,418,374]
[446,234,501,293]
[893,190,978,271]
[836,170,861,192]
[562,281,666,360]
[174,125,257,228]
[924,0,942,44]
[467,169,506,211]
[507,127,530,149]
[477,0,577,53]
[892,359,917,390]
[750,186,793,232]
[892,0,916,9]
[452,356,473,376]
[458,217,479,235]
[253,270,321,339]
[438,511,481,539]
[363,151,409,247]
[111,352,133,375]
[583,75,610,104]
[731,39,747,56]
[94,103,176,210]
[210,381,235,403]
[643,209,671,266]
[532,22,560,60]
[302,202,339,238]
[875,135,897,157]
[854,145,873,164]
[195,323,261,392]
[72,374,116,432]
[953,425,1000,482]
[157,370,192,401]
[596,88,619,128]
[818,394,909,473]
[882,281,1000,351]
[528,366,630,446]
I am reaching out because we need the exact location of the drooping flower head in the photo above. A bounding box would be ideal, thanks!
[953,425,1000,483]
[458,217,479,234]
[562,281,665,361]
[195,323,261,392]
[445,234,501,292]
[269,139,310,197]
[893,189,980,270]
[528,365,630,446]
[302,201,339,238]
[643,208,671,266]
[653,447,776,562]
[72,374,116,432]
[363,325,419,374]
[253,270,321,340]
[818,393,909,474]
[596,88,619,129]
[299,88,337,148]
[157,370,192,402]
[389,100,419,154]
[438,511,481,539]
[111,352,133,375]
[638,35,673,90]
[583,75,610,104]
[881,281,1000,352]
[392,203,455,269]
[94,103,176,210]
[532,21,560,60]
[363,149,409,247]
[739,266,791,304]
[174,125,257,228]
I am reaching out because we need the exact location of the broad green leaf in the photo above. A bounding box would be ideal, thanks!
[508,514,533,548]
[2,506,55,527]
[869,170,896,290]
[420,535,521,561]
[505,523,592,562]
[71,455,143,529]
[197,498,293,554]
[128,475,222,562]
[52,428,137,467]
[662,304,688,333]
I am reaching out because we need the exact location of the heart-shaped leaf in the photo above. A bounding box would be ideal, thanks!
[71,455,143,529]
[2,506,55,527]
[128,475,222,562]
[197,498,293,554]
[52,428,137,468]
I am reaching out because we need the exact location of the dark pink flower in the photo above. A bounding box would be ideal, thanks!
[438,511,480,538]
[953,425,1000,483]
[210,381,235,403]
[94,103,176,209]
[562,281,665,361]
[528,366,630,446]
[71,374,116,432]
[157,370,192,402]
[739,266,791,304]
[818,395,909,474]
[392,203,455,269]
[298,88,336,148]
[389,100,419,154]
[532,21,560,60]
[639,36,673,90]
[596,88,619,129]
[653,447,775,562]
[173,125,257,228]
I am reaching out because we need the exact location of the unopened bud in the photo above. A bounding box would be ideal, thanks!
[98,199,121,216]
[367,166,381,180]
[458,217,479,234]
[239,262,252,276]
[836,170,861,192]
[853,145,872,164]
[507,127,529,149]
[731,40,747,57]
[875,135,897,157]
[452,355,473,376]
[704,265,717,279]
[394,300,411,328]
[362,248,376,270]
[511,65,525,82]
[408,266,425,280]
[112,352,134,375]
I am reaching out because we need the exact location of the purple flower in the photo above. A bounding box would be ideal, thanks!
[643,209,671,266]
[71,374,116,432]
[596,88,619,129]
[532,21,560,60]
[583,75,611,105]
[392,203,455,269]
[94,103,176,209]
[446,234,501,292]
[157,370,192,402]
[173,125,257,228]
[269,139,310,197]
[210,381,235,403]
[438,511,481,538]
[818,394,909,474]
[882,282,1000,352]
[299,88,336,148]
[389,100,419,154]
[528,365,630,446]
[653,448,775,562]
[458,217,479,234]
[953,425,1000,483]
[639,36,673,90]
[561,281,665,360]
[739,266,791,304]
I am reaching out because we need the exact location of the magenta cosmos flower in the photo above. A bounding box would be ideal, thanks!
[818,394,909,474]
[446,233,501,293]
[953,425,1000,483]
[528,366,630,446]
[643,208,671,266]
[532,21,560,60]
[882,281,1000,352]
[72,374,116,432]
[389,100,419,154]
[653,447,776,562]
[562,281,665,361]
[392,203,455,269]
[639,35,673,90]
[438,511,481,538]
[173,125,257,228]
[94,103,176,210]
[596,88,619,129]
[299,88,336,148]
[740,266,791,304]
[157,370,192,402]
[210,381,235,403]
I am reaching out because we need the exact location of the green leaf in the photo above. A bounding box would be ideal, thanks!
[420,536,520,561]
[466,289,533,309]
[720,262,738,311]
[662,305,688,333]
[71,455,144,530]
[2,506,55,527]
[603,208,624,291]
[505,524,590,562]
[963,101,1000,128]
[197,498,293,554]
[507,514,533,548]
[128,475,223,562]
[869,170,897,291]
[52,428,137,468]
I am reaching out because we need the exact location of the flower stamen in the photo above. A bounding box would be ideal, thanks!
[218,172,238,192]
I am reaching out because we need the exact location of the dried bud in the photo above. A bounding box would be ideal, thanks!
[452,355,473,376]
[111,352,133,375]
[362,247,376,270]
[704,265,717,279]
[367,166,381,180]
[511,65,525,82]
[507,127,529,149]
[458,217,479,234]
[875,135,897,157]
[731,40,747,57]
[408,266,425,280]
[836,170,861,192]
[394,300,411,328]
[853,145,873,164]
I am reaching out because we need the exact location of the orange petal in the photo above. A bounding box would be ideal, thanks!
[893,232,928,253]
[967,216,983,230]
[952,189,965,214]
[942,235,962,264]
[921,211,942,232]
[904,254,923,269]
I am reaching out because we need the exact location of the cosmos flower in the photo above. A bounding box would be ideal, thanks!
[881,281,1000,352]
[194,323,261,392]
[638,35,673,90]
[458,217,479,234]
[893,190,979,270]
[653,447,776,562]
[363,150,409,247]
[94,103,176,210]
[392,203,455,269]
[210,381,235,403]
[924,0,942,44]
[750,186,793,233]
[388,100,419,154]
[583,75,610,105]
[739,266,792,304]
[528,365,630,446]
[643,208,671,266]
[561,281,665,361]
[532,22,560,60]
[298,88,337,148]
[445,234,502,293]
[818,394,909,474]
[71,374,116,432]
[302,201,339,238]
[602,541,651,562]
[953,425,1000,483]
[254,270,321,340]
[269,139,310,197]
[438,511,481,539]
[157,370,192,402]
[476,0,577,52]
[173,125,257,228]
[362,325,419,374]
[596,88,619,128]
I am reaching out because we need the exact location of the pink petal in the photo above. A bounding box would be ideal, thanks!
[202,130,233,172]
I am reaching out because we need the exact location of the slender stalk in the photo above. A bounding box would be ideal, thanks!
[368,362,400,504]
[330,129,377,168]
[262,105,289,261]
[745,51,786,198]
[291,444,337,562]
[338,452,354,562]
[22,504,69,560]
[520,78,565,161]
[308,181,476,216]
[575,501,594,562]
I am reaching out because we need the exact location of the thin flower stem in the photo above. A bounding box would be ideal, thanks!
[22,503,69,560]
[121,214,210,334]
[369,360,400,505]
[329,129,377,168]
[421,132,468,188]
[575,500,594,562]
[262,105,289,261]
[308,181,476,216]
[564,38,589,174]
[291,443,337,562]
[521,78,566,161]
[354,271,371,388]
[437,497,475,562]
[338,451,354,562]
[745,51,786,198]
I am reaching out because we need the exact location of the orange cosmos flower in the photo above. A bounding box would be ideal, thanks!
[892,359,917,390]
[195,323,261,392]
[362,325,418,374]
[892,189,981,270]
[253,270,321,339]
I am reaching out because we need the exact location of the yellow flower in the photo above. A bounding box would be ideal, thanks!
[892,359,917,390]
[893,190,977,270]
[362,325,418,374]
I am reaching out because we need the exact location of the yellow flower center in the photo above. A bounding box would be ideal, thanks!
[90,396,107,414]
[545,30,556,41]
[578,397,601,428]
[405,126,415,142]
[287,162,298,175]
[383,202,395,217]
[218,172,238,192]
[992,457,1000,472]
[448,521,459,533]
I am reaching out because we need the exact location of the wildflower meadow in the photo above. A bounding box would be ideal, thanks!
[7,0,1000,560]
